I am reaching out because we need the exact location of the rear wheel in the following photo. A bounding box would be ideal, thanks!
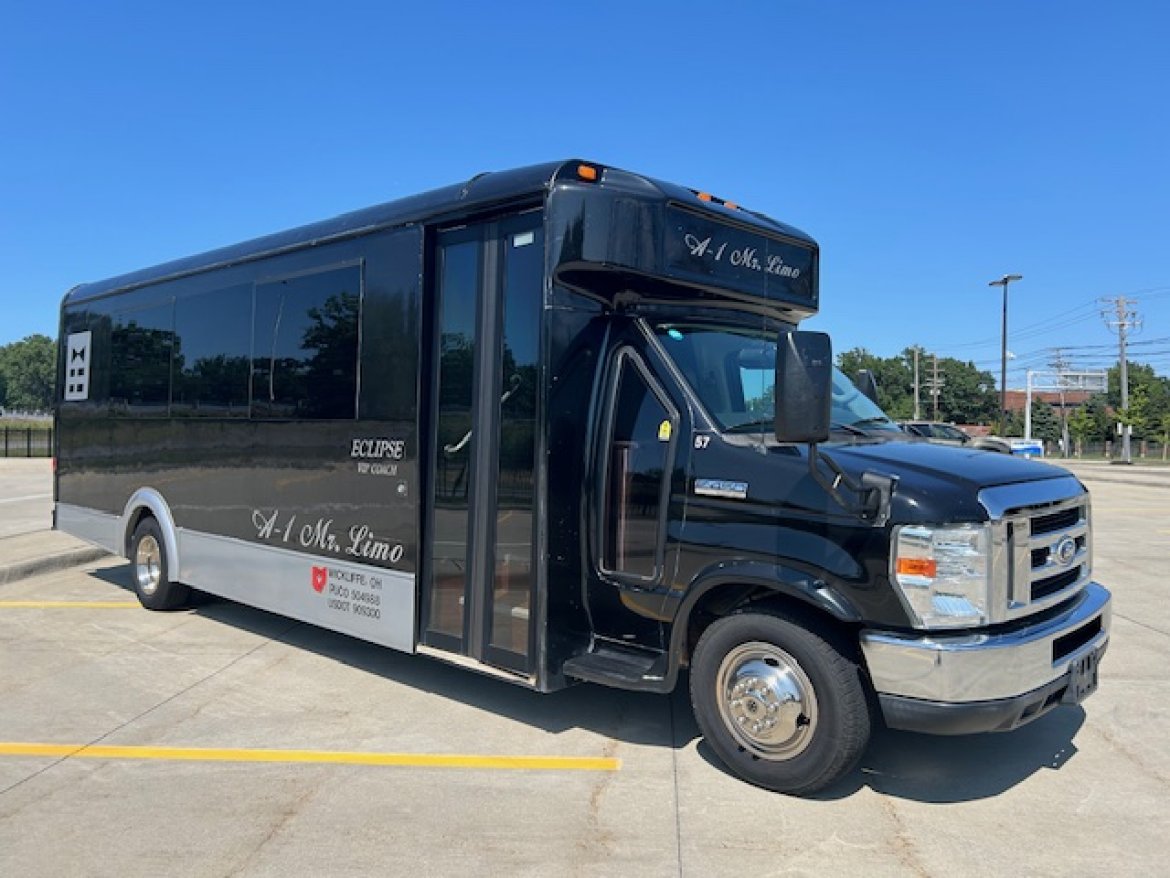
[130,518,189,610]
[689,610,871,795]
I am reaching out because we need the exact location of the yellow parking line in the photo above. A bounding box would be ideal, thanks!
[0,742,621,772]
[0,601,140,609]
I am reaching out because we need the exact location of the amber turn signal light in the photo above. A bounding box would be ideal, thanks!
[896,557,938,578]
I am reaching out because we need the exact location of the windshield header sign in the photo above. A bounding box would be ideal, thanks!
[664,207,817,309]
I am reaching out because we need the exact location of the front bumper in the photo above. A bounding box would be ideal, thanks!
[860,582,1111,735]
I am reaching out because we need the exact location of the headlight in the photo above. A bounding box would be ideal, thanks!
[892,524,991,629]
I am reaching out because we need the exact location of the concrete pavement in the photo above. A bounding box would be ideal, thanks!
[0,460,109,583]
[0,458,1167,876]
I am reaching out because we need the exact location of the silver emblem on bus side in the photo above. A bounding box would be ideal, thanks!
[694,479,749,500]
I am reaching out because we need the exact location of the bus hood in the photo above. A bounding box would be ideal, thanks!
[824,439,1076,524]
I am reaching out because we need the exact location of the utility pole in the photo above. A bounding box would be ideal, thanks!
[923,354,944,420]
[912,347,921,420]
[989,274,1023,435]
[932,355,941,420]
[1101,297,1141,464]
[1049,347,1071,457]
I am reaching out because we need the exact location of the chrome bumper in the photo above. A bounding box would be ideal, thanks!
[861,582,1111,705]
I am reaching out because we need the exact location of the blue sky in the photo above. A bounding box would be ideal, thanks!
[3,1,1167,390]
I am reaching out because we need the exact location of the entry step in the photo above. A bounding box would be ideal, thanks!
[562,644,668,691]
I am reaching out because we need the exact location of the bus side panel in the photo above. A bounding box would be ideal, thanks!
[56,228,424,649]
[178,529,415,652]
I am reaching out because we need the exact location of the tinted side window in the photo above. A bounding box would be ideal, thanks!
[252,265,361,419]
[359,228,422,421]
[173,284,251,417]
[601,353,677,580]
[109,300,174,415]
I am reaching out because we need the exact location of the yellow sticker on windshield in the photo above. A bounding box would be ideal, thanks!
[658,420,672,442]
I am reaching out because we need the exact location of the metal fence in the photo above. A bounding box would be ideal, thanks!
[1059,439,1169,461]
[0,427,53,458]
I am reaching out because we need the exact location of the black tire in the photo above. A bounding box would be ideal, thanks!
[689,610,872,795]
[129,518,190,611]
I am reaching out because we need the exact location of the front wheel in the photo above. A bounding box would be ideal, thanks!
[689,610,872,795]
[129,518,190,611]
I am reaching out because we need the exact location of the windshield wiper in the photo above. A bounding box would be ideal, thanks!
[726,419,886,437]
[831,422,869,436]
[725,418,775,434]
[850,417,896,429]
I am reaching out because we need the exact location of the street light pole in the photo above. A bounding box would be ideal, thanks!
[988,274,1023,435]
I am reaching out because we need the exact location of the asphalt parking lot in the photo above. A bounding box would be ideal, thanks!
[1,458,1168,877]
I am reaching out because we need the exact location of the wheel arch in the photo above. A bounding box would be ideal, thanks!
[121,488,180,572]
[666,561,863,688]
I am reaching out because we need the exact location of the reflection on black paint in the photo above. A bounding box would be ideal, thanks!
[251,266,361,419]
[603,356,671,580]
[429,235,479,640]
[57,230,420,575]
[489,224,542,657]
[174,285,251,416]
[109,301,174,414]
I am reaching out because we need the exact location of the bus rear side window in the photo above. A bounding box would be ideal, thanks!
[251,265,361,419]
[109,301,174,415]
[173,284,251,417]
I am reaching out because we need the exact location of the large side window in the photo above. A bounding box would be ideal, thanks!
[600,351,678,581]
[251,264,361,419]
[173,284,252,417]
[109,300,174,416]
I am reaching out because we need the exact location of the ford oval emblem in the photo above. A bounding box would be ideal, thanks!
[1053,535,1078,567]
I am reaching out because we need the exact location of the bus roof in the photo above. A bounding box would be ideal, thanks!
[64,160,816,306]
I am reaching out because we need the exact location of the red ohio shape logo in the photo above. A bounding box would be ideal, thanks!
[311,566,328,593]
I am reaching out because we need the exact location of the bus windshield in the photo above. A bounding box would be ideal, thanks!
[653,323,902,435]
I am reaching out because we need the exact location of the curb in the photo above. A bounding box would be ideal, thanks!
[0,547,114,586]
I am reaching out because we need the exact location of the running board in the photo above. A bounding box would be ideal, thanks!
[416,645,537,688]
[562,645,671,692]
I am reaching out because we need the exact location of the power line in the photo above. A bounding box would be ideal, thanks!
[934,283,1170,358]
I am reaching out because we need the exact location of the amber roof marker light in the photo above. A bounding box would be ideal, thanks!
[576,164,599,182]
[694,190,740,210]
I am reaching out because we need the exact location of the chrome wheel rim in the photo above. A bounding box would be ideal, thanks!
[135,535,162,597]
[715,641,818,760]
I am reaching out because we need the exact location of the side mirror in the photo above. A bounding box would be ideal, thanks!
[854,369,879,404]
[774,331,832,444]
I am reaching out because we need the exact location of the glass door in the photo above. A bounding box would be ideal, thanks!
[422,213,543,674]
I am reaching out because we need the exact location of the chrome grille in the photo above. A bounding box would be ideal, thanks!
[979,476,1092,624]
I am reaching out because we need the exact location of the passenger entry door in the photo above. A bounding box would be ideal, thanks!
[421,213,543,675]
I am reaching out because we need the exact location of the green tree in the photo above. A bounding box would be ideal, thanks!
[1107,361,1170,439]
[1083,395,1111,442]
[1115,385,1149,444]
[1002,409,1025,438]
[934,357,998,425]
[0,334,56,412]
[837,347,913,418]
[836,347,998,425]
[1030,399,1062,446]
[1067,405,1100,456]
[1157,413,1170,462]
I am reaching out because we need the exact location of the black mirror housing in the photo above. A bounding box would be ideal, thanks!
[774,331,832,444]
